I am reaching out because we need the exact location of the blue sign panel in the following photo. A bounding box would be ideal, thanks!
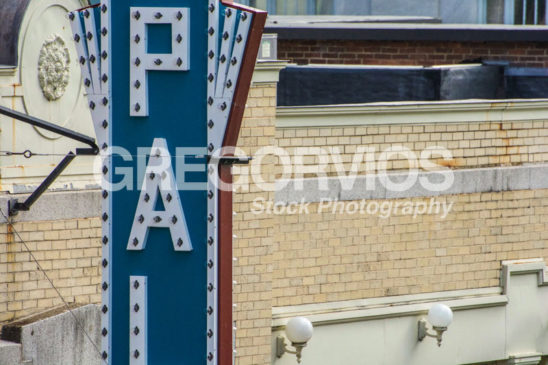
[69,1,265,363]
[110,1,207,364]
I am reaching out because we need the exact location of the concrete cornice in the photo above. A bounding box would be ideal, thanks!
[275,164,548,203]
[276,99,548,128]
[251,60,288,84]
[0,189,101,223]
[0,66,16,76]
[272,287,506,329]
[266,18,548,43]
[501,259,548,294]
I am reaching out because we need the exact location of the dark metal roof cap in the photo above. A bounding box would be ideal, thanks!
[266,16,548,42]
[0,0,31,66]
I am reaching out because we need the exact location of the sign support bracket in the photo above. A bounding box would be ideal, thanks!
[209,156,252,165]
[0,105,99,216]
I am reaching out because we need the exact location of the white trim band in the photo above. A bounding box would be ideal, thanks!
[275,164,548,204]
[277,99,548,128]
[272,287,506,328]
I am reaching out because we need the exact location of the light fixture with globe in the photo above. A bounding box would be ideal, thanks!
[418,303,453,346]
[276,317,314,363]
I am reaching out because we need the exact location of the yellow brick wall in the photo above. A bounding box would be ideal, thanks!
[277,121,548,175]
[1,75,547,365]
[272,189,548,307]
[232,82,277,365]
[0,81,278,365]
[271,118,548,307]
[0,218,102,322]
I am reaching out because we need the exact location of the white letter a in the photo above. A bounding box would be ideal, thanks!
[127,138,192,251]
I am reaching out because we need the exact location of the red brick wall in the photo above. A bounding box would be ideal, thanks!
[278,40,548,67]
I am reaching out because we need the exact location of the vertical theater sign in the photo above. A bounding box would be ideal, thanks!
[69,1,265,363]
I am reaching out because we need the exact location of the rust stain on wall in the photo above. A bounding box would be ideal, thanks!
[436,158,462,168]
[6,222,16,286]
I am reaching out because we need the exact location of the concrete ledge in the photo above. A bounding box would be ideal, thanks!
[508,354,543,365]
[2,305,101,365]
[277,99,548,127]
[0,66,16,76]
[0,340,25,365]
[0,190,101,223]
[501,259,548,295]
[252,60,288,85]
[272,287,506,329]
[275,164,548,204]
[266,19,548,43]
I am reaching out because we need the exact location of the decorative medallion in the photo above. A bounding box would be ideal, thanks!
[38,35,71,101]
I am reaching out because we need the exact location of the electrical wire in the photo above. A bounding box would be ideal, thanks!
[0,162,95,169]
[0,150,208,159]
[0,208,108,365]
[0,150,68,158]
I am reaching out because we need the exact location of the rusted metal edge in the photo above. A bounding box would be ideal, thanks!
[218,164,234,365]
[218,3,266,364]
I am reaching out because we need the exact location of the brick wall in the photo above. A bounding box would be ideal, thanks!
[272,115,548,307]
[0,218,101,322]
[277,121,548,176]
[0,80,278,364]
[231,78,548,359]
[0,67,547,365]
[278,40,548,67]
[272,190,548,306]
[0,80,277,364]
[232,82,278,365]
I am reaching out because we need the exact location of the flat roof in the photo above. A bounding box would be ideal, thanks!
[265,16,548,42]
